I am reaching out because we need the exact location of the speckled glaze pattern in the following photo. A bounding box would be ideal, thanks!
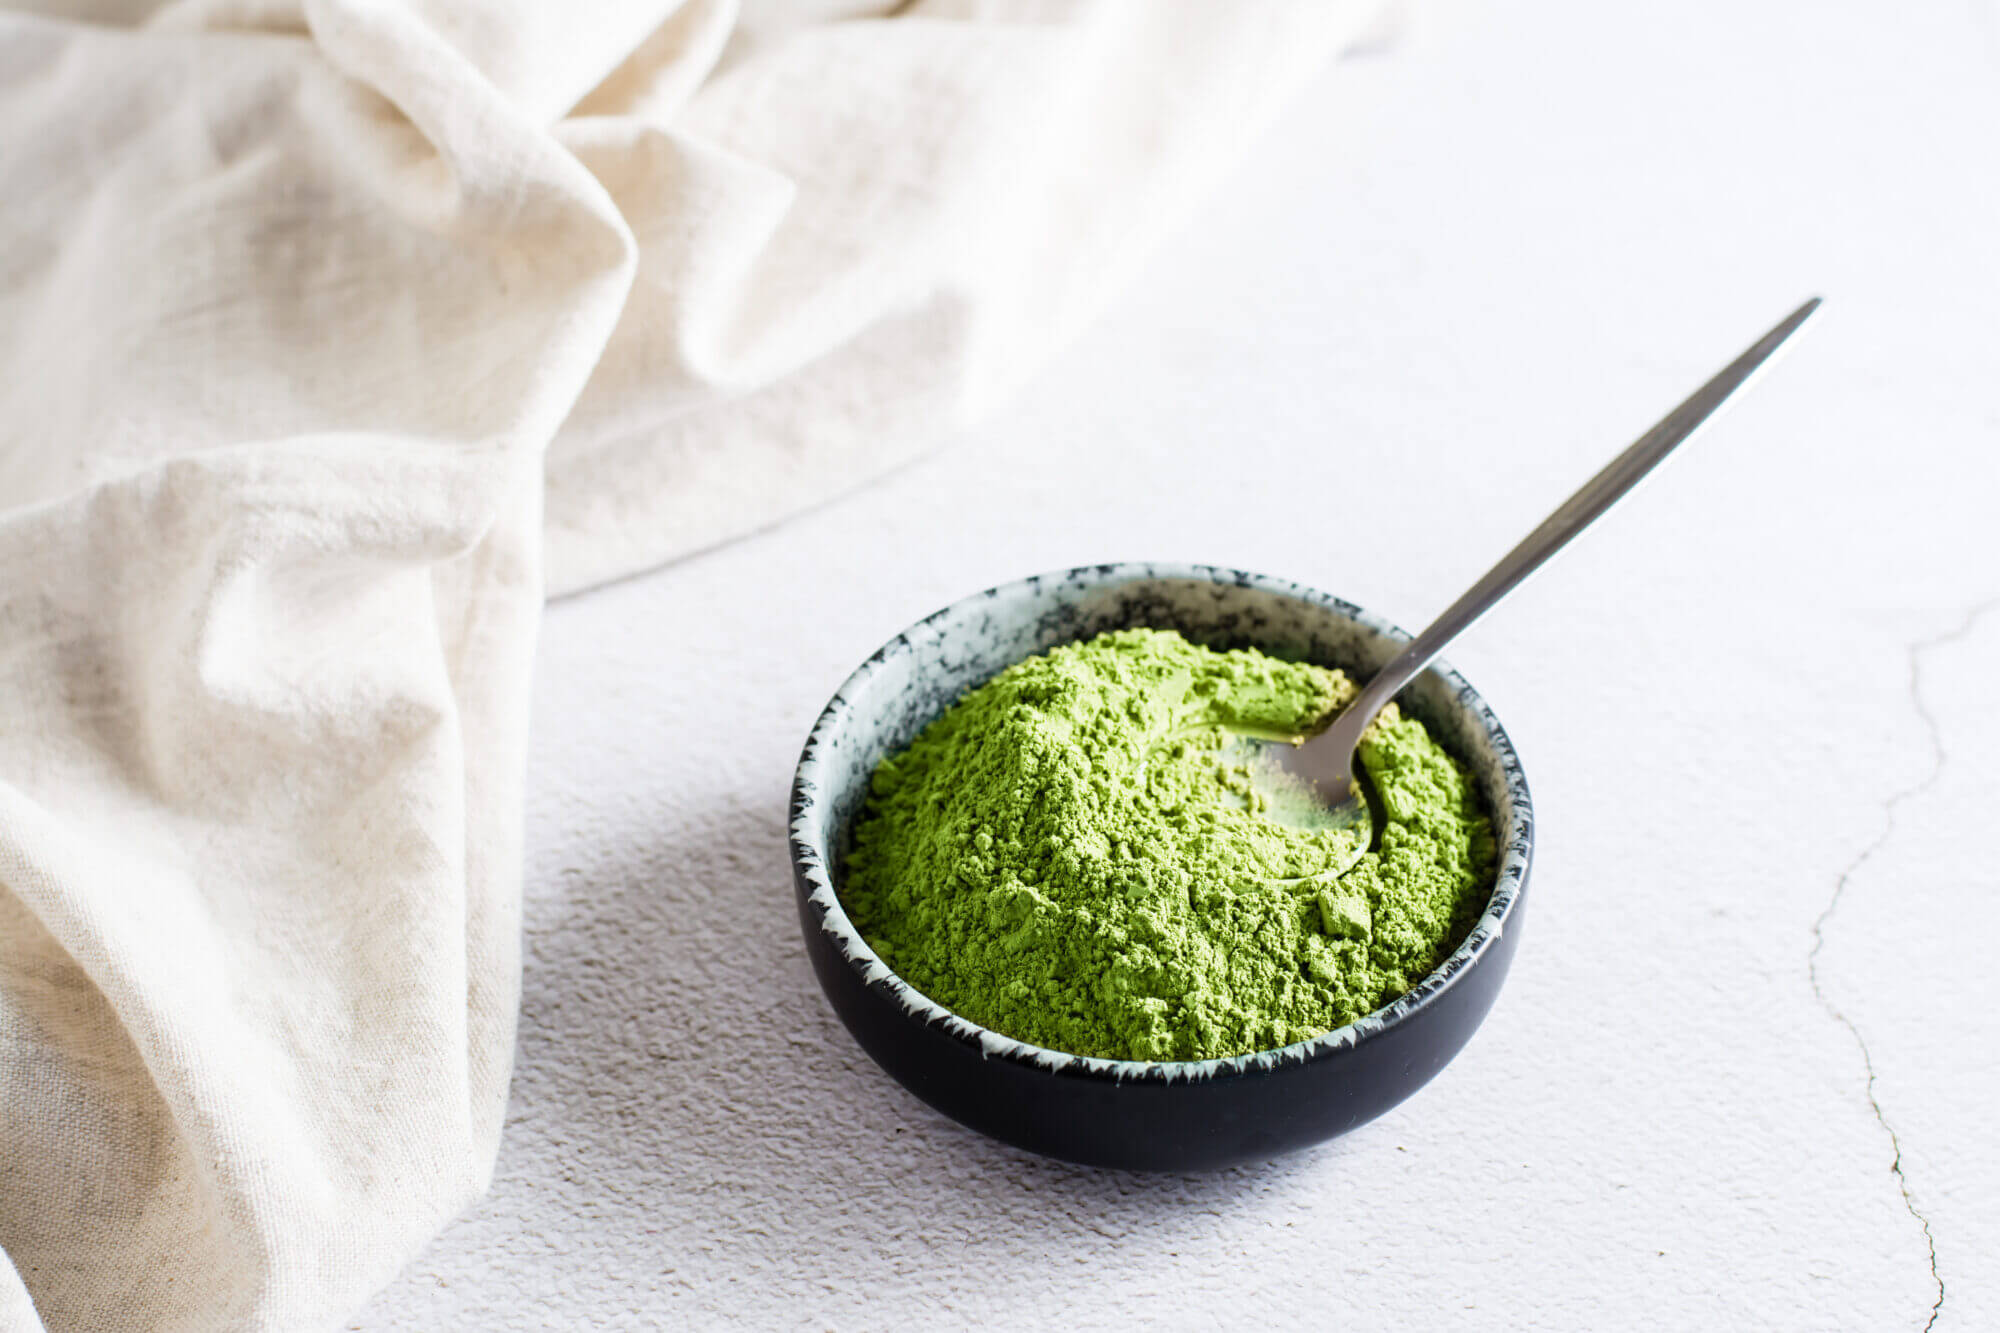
[789,564,1533,1165]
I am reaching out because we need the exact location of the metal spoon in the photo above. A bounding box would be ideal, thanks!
[1245,297,1823,871]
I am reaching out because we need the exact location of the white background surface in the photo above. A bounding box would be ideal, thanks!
[358,1,1998,1327]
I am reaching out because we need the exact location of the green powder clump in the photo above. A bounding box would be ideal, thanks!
[842,628,1496,1062]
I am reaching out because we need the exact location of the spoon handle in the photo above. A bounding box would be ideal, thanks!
[1337,297,1822,738]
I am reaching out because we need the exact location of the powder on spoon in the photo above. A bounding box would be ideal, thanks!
[842,628,1496,1063]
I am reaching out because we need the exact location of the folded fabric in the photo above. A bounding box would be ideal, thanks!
[0,0,1384,1326]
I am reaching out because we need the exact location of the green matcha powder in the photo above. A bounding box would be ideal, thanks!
[843,628,1496,1062]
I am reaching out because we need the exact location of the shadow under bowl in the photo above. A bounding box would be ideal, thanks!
[788,563,1533,1171]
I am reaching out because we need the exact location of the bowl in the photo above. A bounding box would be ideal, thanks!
[788,564,1532,1171]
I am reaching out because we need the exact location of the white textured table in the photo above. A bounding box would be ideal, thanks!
[357,1,1999,1326]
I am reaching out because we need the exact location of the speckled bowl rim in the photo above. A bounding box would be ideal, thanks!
[789,563,1533,1085]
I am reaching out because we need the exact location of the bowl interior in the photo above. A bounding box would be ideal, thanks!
[792,563,1532,1077]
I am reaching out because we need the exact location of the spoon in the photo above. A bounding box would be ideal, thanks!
[1243,297,1823,871]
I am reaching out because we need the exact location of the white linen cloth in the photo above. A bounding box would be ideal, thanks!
[0,1,1384,1326]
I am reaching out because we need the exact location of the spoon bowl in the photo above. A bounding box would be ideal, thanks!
[1225,727,1375,878]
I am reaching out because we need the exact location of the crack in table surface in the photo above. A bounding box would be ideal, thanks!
[1807,598,1999,1332]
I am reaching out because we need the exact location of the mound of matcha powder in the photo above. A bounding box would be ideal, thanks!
[842,628,1496,1062]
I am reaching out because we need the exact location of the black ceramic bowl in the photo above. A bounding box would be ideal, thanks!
[789,564,1532,1171]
